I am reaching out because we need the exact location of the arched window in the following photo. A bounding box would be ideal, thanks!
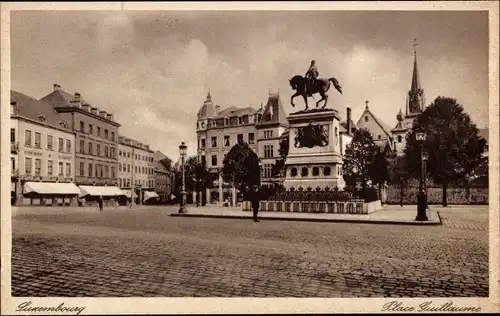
[365,116,368,122]
[312,167,319,176]
[398,135,402,143]
[291,167,298,177]
[323,167,331,176]
[301,167,308,177]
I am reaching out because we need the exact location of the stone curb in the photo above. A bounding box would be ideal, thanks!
[171,213,442,226]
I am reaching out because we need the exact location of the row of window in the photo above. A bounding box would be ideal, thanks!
[78,161,116,178]
[290,166,343,177]
[79,140,116,159]
[79,121,115,141]
[16,129,72,153]
[118,163,154,175]
[200,132,255,150]
[118,178,155,188]
[17,157,71,177]
[118,150,154,162]
[197,115,256,130]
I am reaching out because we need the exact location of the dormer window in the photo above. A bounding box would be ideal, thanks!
[224,118,229,126]
[266,114,272,121]
[59,121,66,128]
[378,135,381,140]
[211,121,216,127]
[238,117,243,125]
[10,101,16,115]
[38,115,46,122]
[365,116,368,122]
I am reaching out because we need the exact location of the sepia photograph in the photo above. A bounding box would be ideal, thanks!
[1,1,499,314]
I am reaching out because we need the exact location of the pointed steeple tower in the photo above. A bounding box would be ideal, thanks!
[408,38,424,115]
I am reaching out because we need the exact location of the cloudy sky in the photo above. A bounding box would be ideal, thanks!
[11,10,489,160]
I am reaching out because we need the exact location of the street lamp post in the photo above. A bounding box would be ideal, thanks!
[415,129,428,221]
[178,142,187,214]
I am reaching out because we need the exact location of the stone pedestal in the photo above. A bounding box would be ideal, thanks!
[283,109,346,191]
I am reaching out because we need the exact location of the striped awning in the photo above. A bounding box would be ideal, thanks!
[78,186,126,197]
[24,182,80,195]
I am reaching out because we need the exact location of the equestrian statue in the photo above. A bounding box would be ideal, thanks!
[289,60,343,111]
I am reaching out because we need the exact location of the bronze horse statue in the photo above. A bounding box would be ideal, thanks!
[289,75,343,110]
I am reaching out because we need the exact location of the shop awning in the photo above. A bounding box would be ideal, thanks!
[24,182,80,195]
[78,186,126,197]
[122,189,138,199]
[143,191,160,200]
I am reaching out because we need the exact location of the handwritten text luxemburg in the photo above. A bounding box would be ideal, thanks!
[16,301,86,315]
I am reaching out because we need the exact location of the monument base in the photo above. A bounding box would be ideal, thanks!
[282,108,346,191]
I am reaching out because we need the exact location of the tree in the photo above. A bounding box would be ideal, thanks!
[222,141,261,191]
[175,156,213,197]
[343,128,380,190]
[368,147,390,197]
[404,97,485,206]
[387,155,411,206]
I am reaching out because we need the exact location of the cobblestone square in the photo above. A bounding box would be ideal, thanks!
[11,206,489,297]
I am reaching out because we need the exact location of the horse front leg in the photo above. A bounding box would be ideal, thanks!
[290,92,300,107]
[321,94,329,109]
[302,94,309,110]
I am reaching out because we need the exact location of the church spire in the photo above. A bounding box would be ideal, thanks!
[410,38,421,93]
[408,38,424,114]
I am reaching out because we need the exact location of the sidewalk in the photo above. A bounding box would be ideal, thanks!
[171,205,442,225]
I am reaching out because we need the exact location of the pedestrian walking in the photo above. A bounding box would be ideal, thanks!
[250,185,260,222]
[98,195,103,212]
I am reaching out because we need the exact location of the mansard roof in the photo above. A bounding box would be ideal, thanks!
[256,93,288,127]
[11,90,72,132]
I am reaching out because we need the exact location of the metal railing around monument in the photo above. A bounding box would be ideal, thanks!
[245,186,369,214]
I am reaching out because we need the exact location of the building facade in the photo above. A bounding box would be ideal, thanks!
[11,90,78,205]
[196,92,262,204]
[154,151,174,204]
[118,136,156,201]
[255,93,288,188]
[40,85,120,187]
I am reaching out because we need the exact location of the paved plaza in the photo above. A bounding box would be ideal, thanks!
[11,205,488,297]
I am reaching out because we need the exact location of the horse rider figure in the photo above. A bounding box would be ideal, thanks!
[305,60,319,96]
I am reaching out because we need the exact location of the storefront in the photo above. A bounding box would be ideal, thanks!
[22,181,80,206]
[78,185,126,206]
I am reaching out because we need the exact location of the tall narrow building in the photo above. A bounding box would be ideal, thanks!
[392,39,426,156]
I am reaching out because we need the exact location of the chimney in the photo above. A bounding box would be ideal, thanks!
[347,107,352,135]
[91,107,98,115]
[82,104,90,111]
[106,113,113,121]
[53,84,61,91]
[74,92,81,101]
[99,110,107,118]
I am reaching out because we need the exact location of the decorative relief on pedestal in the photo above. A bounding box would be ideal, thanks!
[293,123,329,148]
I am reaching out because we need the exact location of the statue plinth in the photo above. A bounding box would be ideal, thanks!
[283,109,346,191]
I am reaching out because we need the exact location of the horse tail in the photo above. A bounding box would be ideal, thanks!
[329,77,343,94]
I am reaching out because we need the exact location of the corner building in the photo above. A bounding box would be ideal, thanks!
[10,90,78,205]
[196,92,262,204]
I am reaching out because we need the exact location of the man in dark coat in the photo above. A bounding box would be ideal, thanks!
[98,195,104,212]
[250,185,260,222]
